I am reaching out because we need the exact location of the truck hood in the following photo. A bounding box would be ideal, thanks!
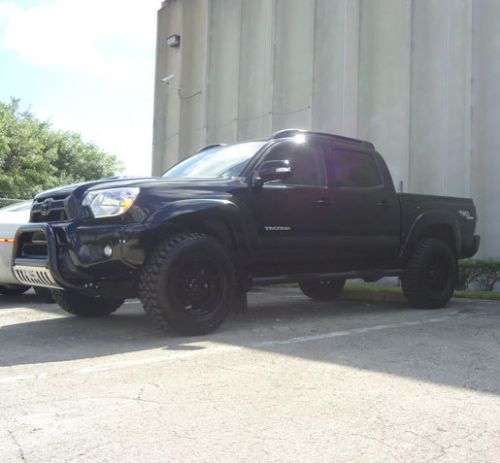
[35,176,244,201]
[34,177,152,201]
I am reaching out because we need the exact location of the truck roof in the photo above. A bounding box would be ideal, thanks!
[196,129,375,154]
[270,129,375,149]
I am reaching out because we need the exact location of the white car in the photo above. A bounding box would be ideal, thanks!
[0,201,53,301]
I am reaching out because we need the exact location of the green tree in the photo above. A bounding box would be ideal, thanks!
[0,99,123,199]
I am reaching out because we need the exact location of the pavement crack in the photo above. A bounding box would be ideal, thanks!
[8,430,27,462]
[136,386,146,402]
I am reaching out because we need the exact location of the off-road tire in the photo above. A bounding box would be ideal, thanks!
[402,238,456,309]
[139,233,235,336]
[34,287,55,303]
[52,290,124,317]
[299,279,346,301]
[0,284,30,296]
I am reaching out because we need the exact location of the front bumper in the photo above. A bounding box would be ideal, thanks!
[12,222,148,296]
[12,224,78,290]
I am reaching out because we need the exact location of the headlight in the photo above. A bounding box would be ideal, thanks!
[82,187,140,218]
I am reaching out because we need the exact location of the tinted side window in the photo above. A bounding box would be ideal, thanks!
[262,140,323,186]
[324,149,382,188]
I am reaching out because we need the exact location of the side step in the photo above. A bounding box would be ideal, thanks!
[253,269,402,286]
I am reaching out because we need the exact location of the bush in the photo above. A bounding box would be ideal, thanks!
[457,259,500,291]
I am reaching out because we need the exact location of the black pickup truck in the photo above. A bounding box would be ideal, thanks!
[12,129,479,335]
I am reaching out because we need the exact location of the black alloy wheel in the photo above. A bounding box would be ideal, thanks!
[139,233,235,336]
[402,238,456,309]
[174,258,225,316]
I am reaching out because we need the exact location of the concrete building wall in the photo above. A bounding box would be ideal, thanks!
[237,0,274,140]
[358,0,412,191]
[311,0,359,136]
[471,0,500,259]
[152,0,500,259]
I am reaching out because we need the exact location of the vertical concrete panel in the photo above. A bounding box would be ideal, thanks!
[446,0,472,197]
[410,0,449,195]
[237,0,275,140]
[358,0,411,189]
[272,0,315,131]
[152,7,167,175]
[206,0,242,144]
[178,0,209,159]
[152,1,183,175]
[472,0,500,257]
[312,0,359,136]
[410,0,471,197]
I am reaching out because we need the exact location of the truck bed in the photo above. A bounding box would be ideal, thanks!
[398,193,478,258]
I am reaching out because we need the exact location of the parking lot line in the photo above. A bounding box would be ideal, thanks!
[77,312,460,374]
[0,310,463,383]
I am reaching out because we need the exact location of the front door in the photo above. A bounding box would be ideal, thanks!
[245,137,328,267]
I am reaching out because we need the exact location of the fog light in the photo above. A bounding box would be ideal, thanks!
[104,245,113,257]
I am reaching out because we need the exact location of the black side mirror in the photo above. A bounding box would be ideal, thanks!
[252,160,292,190]
[257,159,292,185]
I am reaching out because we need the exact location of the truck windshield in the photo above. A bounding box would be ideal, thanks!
[163,141,266,178]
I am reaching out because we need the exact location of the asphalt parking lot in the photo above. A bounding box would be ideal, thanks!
[1,288,499,463]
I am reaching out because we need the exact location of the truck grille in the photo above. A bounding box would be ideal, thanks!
[31,194,69,222]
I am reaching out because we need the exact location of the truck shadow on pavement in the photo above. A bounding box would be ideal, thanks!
[0,287,499,396]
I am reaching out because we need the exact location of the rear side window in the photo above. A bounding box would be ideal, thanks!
[324,149,382,188]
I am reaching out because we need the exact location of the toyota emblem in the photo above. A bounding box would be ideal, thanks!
[40,199,53,216]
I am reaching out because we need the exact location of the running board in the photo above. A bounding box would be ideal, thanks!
[252,269,403,286]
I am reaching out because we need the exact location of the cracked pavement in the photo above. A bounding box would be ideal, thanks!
[0,288,499,462]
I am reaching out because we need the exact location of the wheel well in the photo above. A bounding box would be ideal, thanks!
[197,219,238,251]
[419,224,457,255]
[160,218,239,254]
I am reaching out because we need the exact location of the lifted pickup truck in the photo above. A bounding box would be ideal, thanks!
[12,129,479,335]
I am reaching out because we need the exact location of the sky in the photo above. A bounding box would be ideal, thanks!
[0,0,160,176]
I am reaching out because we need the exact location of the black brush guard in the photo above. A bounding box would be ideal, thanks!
[12,224,83,290]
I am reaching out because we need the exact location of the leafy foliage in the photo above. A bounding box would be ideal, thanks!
[457,259,500,291]
[0,99,122,199]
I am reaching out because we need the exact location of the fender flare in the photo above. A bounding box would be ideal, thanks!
[145,199,251,256]
[401,210,461,257]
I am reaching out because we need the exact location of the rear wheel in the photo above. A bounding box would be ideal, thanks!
[0,285,30,296]
[52,290,124,317]
[401,238,456,309]
[139,233,235,336]
[299,279,346,301]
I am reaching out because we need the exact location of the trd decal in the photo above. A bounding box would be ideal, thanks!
[458,210,474,221]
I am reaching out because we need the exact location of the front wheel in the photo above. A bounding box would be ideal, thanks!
[299,279,346,301]
[401,238,456,309]
[52,290,124,317]
[139,233,235,336]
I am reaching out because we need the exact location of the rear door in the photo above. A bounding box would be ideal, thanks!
[319,142,400,265]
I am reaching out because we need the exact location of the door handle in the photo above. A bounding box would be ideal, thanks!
[314,198,332,207]
[377,200,390,208]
